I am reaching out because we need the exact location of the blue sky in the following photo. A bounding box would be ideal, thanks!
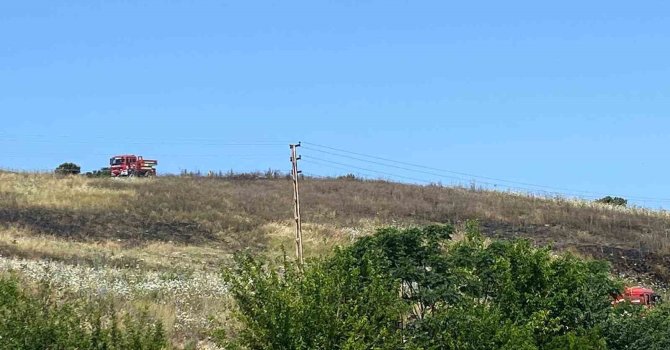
[2,1,670,207]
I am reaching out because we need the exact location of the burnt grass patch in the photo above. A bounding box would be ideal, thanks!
[0,206,265,250]
[477,220,670,286]
[579,245,670,286]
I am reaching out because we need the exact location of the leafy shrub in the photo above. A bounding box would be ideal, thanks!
[0,276,167,350]
[54,162,81,175]
[220,222,632,349]
[443,224,619,346]
[595,196,627,207]
[602,302,670,350]
[222,250,405,349]
[543,330,606,350]
[408,303,537,350]
[85,167,111,177]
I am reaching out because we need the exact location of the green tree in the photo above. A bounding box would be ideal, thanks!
[54,162,81,175]
[595,196,627,207]
[346,224,457,318]
[446,230,619,346]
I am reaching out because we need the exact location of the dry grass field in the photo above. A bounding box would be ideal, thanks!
[1,171,670,347]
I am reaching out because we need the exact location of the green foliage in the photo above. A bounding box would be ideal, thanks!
[54,162,81,175]
[223,250,405,349]
[595,196,628,207]
[86,167,111,177]
[0,276,167,350]
[446,229,620,346]
[347,224,457,317]
[543,330,607,350]
[408,303,538,350]
[221,221,664,350]
[602,303,670,350]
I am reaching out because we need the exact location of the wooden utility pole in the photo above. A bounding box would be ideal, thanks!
[290,142,304,266]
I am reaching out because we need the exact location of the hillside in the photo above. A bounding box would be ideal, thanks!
[1,171,669,346]
[1,171,669,278]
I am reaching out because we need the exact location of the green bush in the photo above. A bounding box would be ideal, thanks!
[0,276,167,350]
[543,330,606,350]
[222,250,405,349]
[443,225,619,346]
[85,167,111,177]
[595,196,628,207]
[54,162,81,175]
[221,222,632,349]
[602,302,670,350]
[408,303,537,350]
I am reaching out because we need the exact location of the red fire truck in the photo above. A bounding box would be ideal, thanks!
[614,286,663,307]
[109,155,158,177]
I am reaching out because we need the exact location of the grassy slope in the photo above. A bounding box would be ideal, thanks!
[1,172,670,345]
[3,172,668,276]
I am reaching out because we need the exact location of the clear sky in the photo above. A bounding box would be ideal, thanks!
[2,1,670,207]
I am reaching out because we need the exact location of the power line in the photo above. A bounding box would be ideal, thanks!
[302,142,602,195]
[1,138,287,146]
[303,155,670,203]
[0,132,289,144]
[302,141,670,203]
[304,156,455,186]
[2,153,278,159]
[301,165,670,211]
[303,156,599,200]
[300,172,330,180]
[302,146,600,198]
[0,133,288,146]
[302,154,604,199]
[301,162,386,181]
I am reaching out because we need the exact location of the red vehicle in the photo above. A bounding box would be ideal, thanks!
[614,286,662,307]
[109,155,158,177]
